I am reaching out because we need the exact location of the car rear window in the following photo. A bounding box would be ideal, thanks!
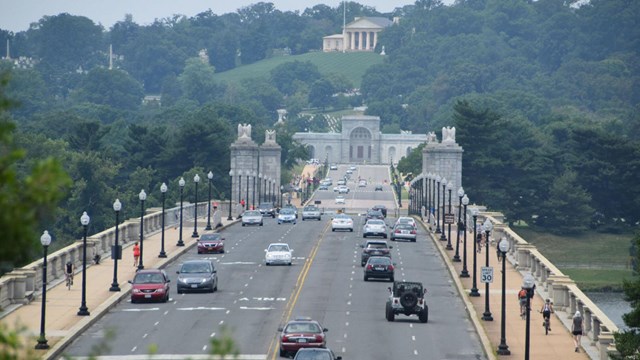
[181,262,211,273]
[367,243,388,249]
[134,272,164,284]
[367,220,384,225]
[200,234,221,241]
[368,257,391,265]
[285,322,321,333]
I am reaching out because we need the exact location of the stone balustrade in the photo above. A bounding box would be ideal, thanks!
[482,212,619,359]
[0,200,224,312]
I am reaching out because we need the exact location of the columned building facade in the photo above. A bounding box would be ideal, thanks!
[292,115,426,164]
[323,17,395,52]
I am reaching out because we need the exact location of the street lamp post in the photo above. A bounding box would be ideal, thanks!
[177,177,186,246]
[205,171,213,230]
[435,175,441,234]
[440,177,448,241]
[460,195,470,277]
[110,200,122,290]
[482,218,494,321]
[192,174,200,238]
[497,237,511,355]
[280,185,284,207]
[431,175,436,229]
[252,170,257,209]
[523,273,536,360]
[397,175,402,208]
[258,173,262,203]
[238,170,243,210]
[159,184,168,257]
[35,230,52,349]
[137,190,146,270]
[426,173,431,225]
[78,212,90,316]
[446,181,453,250]
[453,187,464,262]
[470,206,480,296]
[245,171,250,209]
[228,170,234,221]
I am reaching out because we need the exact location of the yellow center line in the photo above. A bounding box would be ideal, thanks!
[266,221,331,360]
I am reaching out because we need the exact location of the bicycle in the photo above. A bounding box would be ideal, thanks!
[65,273,73,290]
[540,311,552,335]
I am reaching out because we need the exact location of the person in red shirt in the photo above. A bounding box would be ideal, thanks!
[133,242,140,267]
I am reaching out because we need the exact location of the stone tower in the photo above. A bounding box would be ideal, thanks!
[422,127,463,193]
[230,124,259,209]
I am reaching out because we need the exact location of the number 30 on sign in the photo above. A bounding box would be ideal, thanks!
[481,267,493,283]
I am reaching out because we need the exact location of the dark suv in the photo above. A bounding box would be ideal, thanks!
[385,281,428,323]
[372,205,387,218]
[360,240,392,266]
[258,202,276,218]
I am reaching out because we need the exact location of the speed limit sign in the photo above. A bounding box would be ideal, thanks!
[481,267,494,283]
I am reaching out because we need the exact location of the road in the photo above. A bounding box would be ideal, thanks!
[65,165,485,360]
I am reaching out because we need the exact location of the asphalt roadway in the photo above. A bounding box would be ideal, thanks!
[63,164,486,359]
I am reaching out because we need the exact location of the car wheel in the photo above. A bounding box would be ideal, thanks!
[383,234,387,239]
[361,261,366,267]
[363,234,367,238]
[163,293,169,303]
[350,229,353,232]
[278,222,281,225]
[220,250,225,254]
[385,302,395,322]
[390,276,394,282]
[412,238,416,242]
[400,292,418,309]
[419,306,429,323]
[177,289,182,295]
[131,297,137,304]
[265,262,270,266]
[332,228,335,232]
[302,218,305,221]
[288,262,292,266]
[260,222,263,226]
[364,275,368,281]
[198,250,202,254]
[279,348,286,357]
[213,283,218,292]
[242,223,246,227]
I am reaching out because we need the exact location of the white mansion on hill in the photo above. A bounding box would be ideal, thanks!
[323,17,397,52]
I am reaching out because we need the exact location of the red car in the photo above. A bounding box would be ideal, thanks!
[278,317,328,357]
[129,269,170,303]
[197,232,225,254]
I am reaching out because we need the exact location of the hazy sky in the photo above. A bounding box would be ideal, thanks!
[0,0,439,33]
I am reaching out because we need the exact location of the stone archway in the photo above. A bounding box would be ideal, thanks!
[349,127,372,163]
[325,145,333,163]
[308,145,316,159]
[406,146,412,157]
[388,146,396,164]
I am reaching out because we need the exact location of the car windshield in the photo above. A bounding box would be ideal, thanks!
[133,272,164,284]
[268,244,289,252]
[368,211,382,216]
[294,350,333,360]
[304,206,317,211]
[367,220,385,226]
[281,209,294,215]
[368,257,391,265]
[180,262,211,273]
[395,224,413,230]
[244,211,261,216]
[259,203,272,209]
[367,243,388,249]
[394,282,423,295]
[200,234,221,241]
[285,322,321,333]
[334,215,350,220]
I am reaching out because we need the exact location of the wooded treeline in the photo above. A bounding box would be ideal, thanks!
[0,0,638,270]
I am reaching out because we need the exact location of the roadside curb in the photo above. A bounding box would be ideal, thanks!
[42,219,240,360]
[416,216,497,360]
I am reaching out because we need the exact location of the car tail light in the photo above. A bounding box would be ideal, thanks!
[395,230,401,234]
[315,335,324,342]
[411,230,417,234]
[388,265,394,271]
[282,335,291,343]
[366,264,373,270]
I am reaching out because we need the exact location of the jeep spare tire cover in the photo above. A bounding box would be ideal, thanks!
[400,292,418,308]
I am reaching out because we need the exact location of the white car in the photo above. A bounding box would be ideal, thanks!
[358,180,367,187]
[337,179,346,186]
[349,166,357,171]
[242,210,264,226]
[330,165,338,170]
[278,208,297,224]
[338,185,349,194]
[265,243,293,266]
[331,214,354,232]
[363,219,388,238]
[395,216,417,229]
[335,196,346,204]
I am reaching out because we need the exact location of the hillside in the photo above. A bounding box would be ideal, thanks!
[212,52,384,88]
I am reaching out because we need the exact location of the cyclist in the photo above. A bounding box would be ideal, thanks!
[65,261,75,286]
[540,298,554,331]
[517,287,528,318]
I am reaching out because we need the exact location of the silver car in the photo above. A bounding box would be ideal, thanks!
[390,223,417,242]
[176,260,218,293]
[331,214,354,232]
[302,205,322,221]
[363,219,387,238]
[242,210,264,226]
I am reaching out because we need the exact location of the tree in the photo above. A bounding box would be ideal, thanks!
[0,72,71,271]
[536,171,594,234]
[308,79,334,110]
[70,67,144,110]
[613,232,640,359]
[269,61,322,96]
[178,57,223,104]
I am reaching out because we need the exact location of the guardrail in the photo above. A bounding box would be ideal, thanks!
[0,200,232,314]
[480,211,618,359]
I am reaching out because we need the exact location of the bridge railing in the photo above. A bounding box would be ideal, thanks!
[0,200,230,313]
[481,212,619,359]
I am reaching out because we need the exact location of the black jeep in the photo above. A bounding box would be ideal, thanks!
[385,281,428,323]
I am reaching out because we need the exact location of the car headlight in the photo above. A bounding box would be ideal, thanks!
[178,277,189,284]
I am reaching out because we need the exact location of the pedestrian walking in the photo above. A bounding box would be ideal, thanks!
[476,232,483,253]
[133,242,140,267]
[572,311,584,352]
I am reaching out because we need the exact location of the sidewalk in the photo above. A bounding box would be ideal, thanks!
[3,212,237,360]
[426,219,594,359]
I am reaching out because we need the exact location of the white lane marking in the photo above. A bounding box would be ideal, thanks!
[176,307,226,311]
[342,347,346,353]
[244,283,249,287]
[143,334,148,339]
[221,262,256,265]
[154,321,159,326]
[344,333,348,338]
[120,308,159,312]
[72,355,269,359]
[347,301,351,306]
[210,332,216,337]
[345,322,349,326]
[249,276,253,280]
[202,345,207,351]
[409,324,413,328]
[412,335,416,341]
[414,350,418,355]
[348,293,352,297]
[219,320,224,325]
[346,311,350,316]
[226,310,231,314]
[131,346,137,352]
[163,310,169,315]
[239,307,274,310]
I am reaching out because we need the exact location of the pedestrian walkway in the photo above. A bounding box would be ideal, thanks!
[2,212,237,360]
[426,221,594,359]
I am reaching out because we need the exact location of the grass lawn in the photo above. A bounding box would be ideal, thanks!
[512,226,635,290]
[212,52,383,88]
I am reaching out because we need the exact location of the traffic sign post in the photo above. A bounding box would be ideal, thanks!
[481,266,494,283]
[444,213,455,224]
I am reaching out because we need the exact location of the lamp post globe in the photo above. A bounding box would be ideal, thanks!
[177,177,186,246]
[497,237,511,355]
[439,177,448,241]
[159,183,168,257]
[280,185,284,208]
[228,170,234,220]
[460,195,470,277]
[435,175,442,233]
[78,211,90,316]
[523,273,536,360]
[36,230,52,349]
[469,206,480,296]
[137,190,147,270]
[205,171,213,230]
[192,174,200,238]
[110,199,123,291]
[445,181,454,250]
